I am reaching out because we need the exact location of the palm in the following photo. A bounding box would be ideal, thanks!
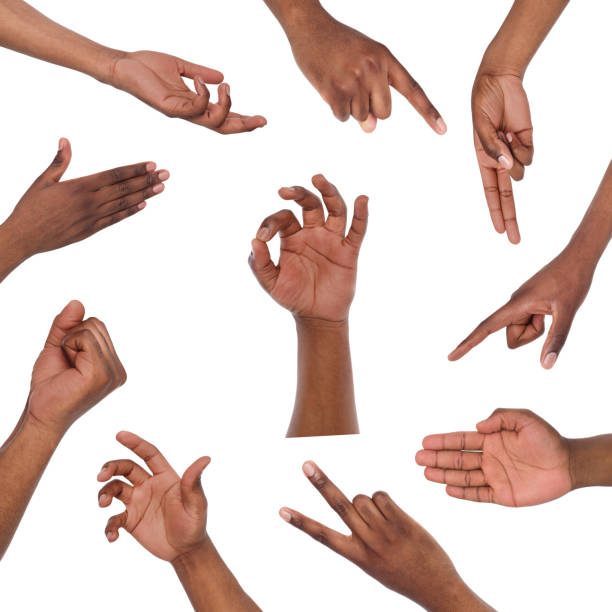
[125,470,205,561]
[271,227,357,321]
[112,51,198,116]
[480,422,571,507]
[473,74,532,169]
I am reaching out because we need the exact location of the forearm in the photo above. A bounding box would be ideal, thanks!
[288,317,357,437]
[172,539,261,612]
[479,0,570,77]
[568,434,612,489]
[0,0,122,83]
[563,161,612,268]
[424,576,495,612]
[263,0,329,35]
[0,219,30,283]
[0,409,61,559]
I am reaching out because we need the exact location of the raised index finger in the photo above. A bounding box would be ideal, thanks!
[448,302,518,361]
[116,431,172,475]
[388,57,446,135]
[421,431,485,451]
[302,461,365,534]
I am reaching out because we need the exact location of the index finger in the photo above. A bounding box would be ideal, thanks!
[302,461,365,534]
[388,57,445,134]
[179,59,224,84]
[116,431,172,475]
[279,507,353,558]
[82,163,156,190]
[448,302,519,361]
[420,432,485,451]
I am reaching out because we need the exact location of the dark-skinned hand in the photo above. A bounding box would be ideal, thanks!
[416,409,572,507]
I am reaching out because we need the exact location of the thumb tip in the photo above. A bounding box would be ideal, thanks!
[542,352,558,370]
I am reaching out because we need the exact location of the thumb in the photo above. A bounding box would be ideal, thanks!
[44,300,85,348]
[540,309,574,370]
[249,239,279,293]
[473,114,513,170]
[181,456,211,512]
[39,138,72,184]
[476,408,532,434]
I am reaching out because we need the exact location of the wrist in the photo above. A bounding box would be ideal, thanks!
[273,1,330,37]
[567,437,591,490]
[478,43,526,80]
[425,577,490,612]
[94,46,127,86]
[171,537,218,575]
[294,315,349,332]
[0,218,32,272]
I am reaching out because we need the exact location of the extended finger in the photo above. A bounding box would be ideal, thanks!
[105,511,128,542]
[212,112,267,135]
[344,196,369,249]
[477,159,505,234]
[416,449,483,470]
[94,170,168,205]
[97,459,150,485]
[388,57,446,134]
[278,186,325,227]
[311,174,347,234]
[93,202,147,232]
[496,169,520,244]
[446,485,494,504]
[84,162,156,190]
[448,302,519,361]
[425,468,487,488]
[97,184,163,218]
[420,432,486,451]
[116,431,172,475]
[302,461,366,535]
[98,479,133,507]
[256,209,302,241]
[279,507,353,557]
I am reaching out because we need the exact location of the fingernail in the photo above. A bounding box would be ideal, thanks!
[302,461,315,477]
[106,532,114,542]
[543,352,557,369]
[145,162,156,172]
[256,227,269,241]
[498,155,512,169]
[157,170,170,181]
[506,132,513,143]
[435,118,447,134]
[58,138,65,151]
[197,76,205,86]
[137,202,146,210]
[279,509,292,522]
[97,470,106,480]
[99,494,109,505]
[152,183,164,194]
[225,83,230,95]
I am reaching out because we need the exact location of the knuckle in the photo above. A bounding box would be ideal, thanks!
[311,474,328,491]
[314,531,329,547]
[111,168,122,182]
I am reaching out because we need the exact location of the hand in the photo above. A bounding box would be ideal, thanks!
[472,72,534,243]
[416,409,572,507]
[280,462,487,611]
[448,250,593,369]
[27,301,126,435]
[249,175,368,322]
[109,51,266,134]
[98,432,210,562]
[3,138,168,259]
[286,13,445,133]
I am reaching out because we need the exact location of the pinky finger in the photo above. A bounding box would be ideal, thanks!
[446,485,494,503]
[94,202,146,232]
[105,511,128,542]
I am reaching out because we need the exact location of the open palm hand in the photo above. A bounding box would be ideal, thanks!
[416,409,571,507]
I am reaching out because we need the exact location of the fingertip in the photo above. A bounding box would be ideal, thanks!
[279,508,292,523]
[116,430,132,443]
[542,352,558,370]
[414,450,425,465]
[106,531,118,543]
[435,117,447,135]
[359,114,377,133]
[157,170,170,182]
[302,461,316,477]
[497,155,513,170]
[145,162,157,172]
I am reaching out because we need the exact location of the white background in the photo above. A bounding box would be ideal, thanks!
[1,1,611,610]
